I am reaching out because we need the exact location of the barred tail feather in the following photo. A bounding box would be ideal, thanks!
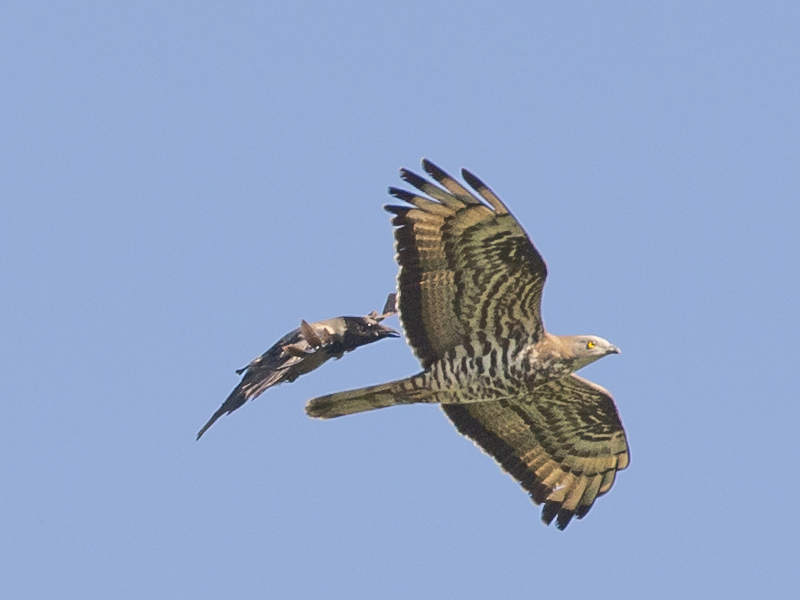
[305,374,432,419]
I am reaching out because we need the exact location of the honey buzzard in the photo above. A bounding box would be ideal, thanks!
[307,161,629,529]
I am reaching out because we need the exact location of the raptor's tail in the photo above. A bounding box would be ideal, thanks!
[306,374,433,419]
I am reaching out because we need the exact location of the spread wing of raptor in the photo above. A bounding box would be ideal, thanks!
[442,375,629,529]
[306,160,629,529]
[386,160,548,368]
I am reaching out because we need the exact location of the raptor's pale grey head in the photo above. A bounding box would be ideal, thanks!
[568,335,621,370]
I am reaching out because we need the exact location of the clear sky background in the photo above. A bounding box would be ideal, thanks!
[2,2,798,598]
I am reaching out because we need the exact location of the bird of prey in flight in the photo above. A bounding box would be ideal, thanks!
[197,295,399,440]
[306,161,629,529]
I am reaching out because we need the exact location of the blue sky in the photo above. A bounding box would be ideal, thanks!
[2,2,798,598]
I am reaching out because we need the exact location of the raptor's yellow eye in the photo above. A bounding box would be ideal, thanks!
[586,341,595,350]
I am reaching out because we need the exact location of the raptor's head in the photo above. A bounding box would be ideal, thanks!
[568,335,621,370]
[341,316,400,351]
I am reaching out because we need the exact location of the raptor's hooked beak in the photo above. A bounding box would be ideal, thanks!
[608,345,621,355]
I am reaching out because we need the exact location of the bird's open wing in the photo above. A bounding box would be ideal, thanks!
[196,351,304,439]
[441,374,629,529]
[386,160,547,368]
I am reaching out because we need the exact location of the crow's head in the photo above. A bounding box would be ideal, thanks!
[341,316,400,351]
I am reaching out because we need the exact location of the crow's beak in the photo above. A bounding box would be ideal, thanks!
[377,324,401,338]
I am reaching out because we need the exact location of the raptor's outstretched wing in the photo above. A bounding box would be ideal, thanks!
[386,160,548,368]
[442,374,629,529]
